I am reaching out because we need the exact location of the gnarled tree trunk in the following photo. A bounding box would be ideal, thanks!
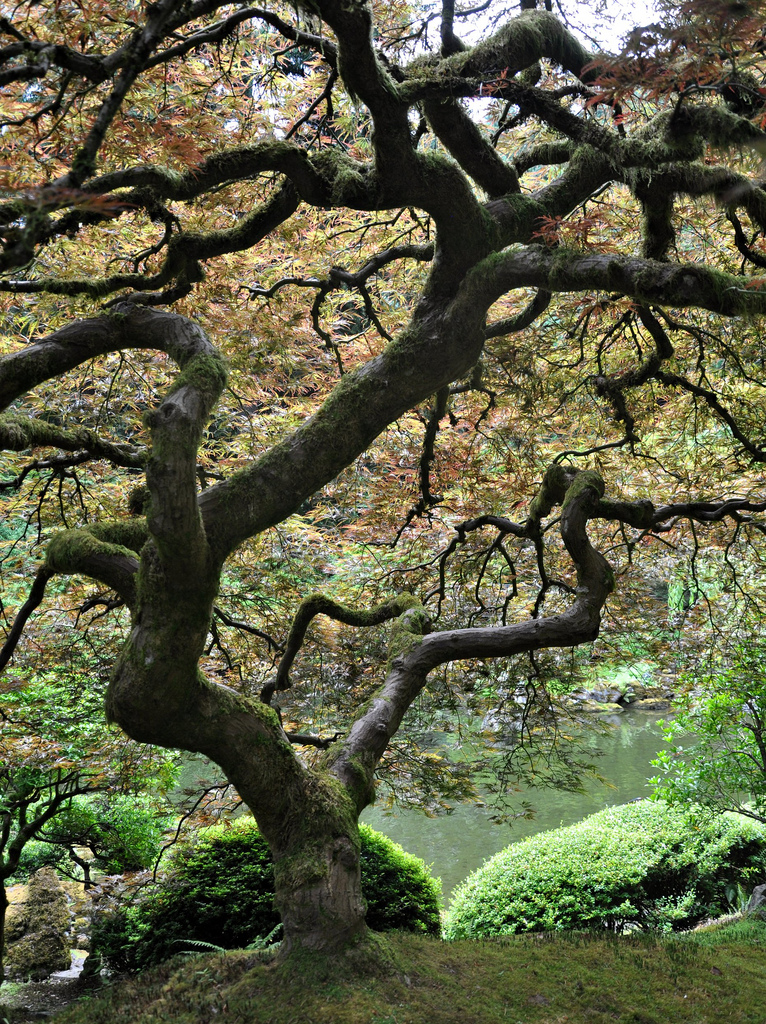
[273,827,366,954]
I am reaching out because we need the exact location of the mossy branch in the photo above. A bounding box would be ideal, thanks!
[0,305,219,413]
[45,525,141,607]
[469,244,766,318]
[265,592,421,702]
[0,181,300,302]
[423,96,519,198]
[418,10,597,92]
[143,348,227,568]
[0,413,146,467]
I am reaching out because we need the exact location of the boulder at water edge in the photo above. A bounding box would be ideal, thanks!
[4,867,71,980]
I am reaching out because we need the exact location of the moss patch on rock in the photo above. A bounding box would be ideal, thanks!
[4,868,71,980]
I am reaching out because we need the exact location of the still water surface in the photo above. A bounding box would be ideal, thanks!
[361,709,671,901]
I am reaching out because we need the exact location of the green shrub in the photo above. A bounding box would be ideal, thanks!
[11,839,69,881]
[93,818,441,970]
[650,636,766,823]
[52,795,168,874]
[358,823,442,934]
[9,795,167,884]
[443,800,766,940]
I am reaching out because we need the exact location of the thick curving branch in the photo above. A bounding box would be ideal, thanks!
[198,266,492,559]
[0,303,221,647]
[404,9,599,104]
[0,304,218,413]
[485,288,551,339]
[311,0,409,153]
[597,495,766,530]
[325,469,766,808]
[513,141,571,175]
[266,592,423,703]
[67,311,331,879]
[199,243,766,564]
[44,526,141,609]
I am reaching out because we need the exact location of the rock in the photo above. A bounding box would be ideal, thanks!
[631,679,676,701]
[568,680,644,706]
[577,700,624,714]
[746,883,766,918]
[481,710,522,737]
[630,698,672,712]
[592,701,624,714]
[588,686,625,704]
[567,687,621,705]
[4,867,71,980]
[5,887,28,944]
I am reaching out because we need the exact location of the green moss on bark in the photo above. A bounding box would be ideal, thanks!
[45,527,139,572]
[528,463,571,521]
[562,469,605,506]
[386,600,431,666]
[167,352,228,409]
[272,770,360,893]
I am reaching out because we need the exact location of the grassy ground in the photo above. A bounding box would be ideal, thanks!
[40,919,766,1024]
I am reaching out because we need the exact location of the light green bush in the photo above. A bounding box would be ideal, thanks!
[443,800,766,939]
[93,818,441,970]
[650,637,766,823]
[53,794,169,874]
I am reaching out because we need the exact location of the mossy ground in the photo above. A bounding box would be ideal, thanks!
[43,920,766,1024]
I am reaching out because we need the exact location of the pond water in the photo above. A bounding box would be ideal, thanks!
[361,709,672,901]
[178,707,675,904]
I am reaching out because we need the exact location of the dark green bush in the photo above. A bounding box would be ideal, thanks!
[358,823,442,934]
[93,819,441,970]
[443,800,766,939]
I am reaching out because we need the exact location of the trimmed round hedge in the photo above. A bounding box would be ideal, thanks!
[444,800,766,939]
[93,819,441,970]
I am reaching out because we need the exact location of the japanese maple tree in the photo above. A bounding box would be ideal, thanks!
[2,0,766,959]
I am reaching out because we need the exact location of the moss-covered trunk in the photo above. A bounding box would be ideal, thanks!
[272,824,367,955]
[238,766,368,956]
